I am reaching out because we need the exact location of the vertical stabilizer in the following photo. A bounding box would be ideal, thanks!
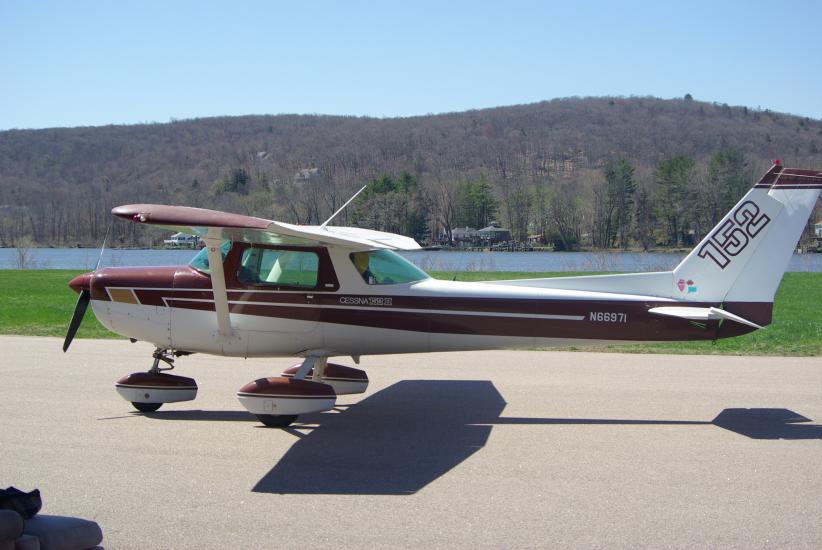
[672,164,821,308]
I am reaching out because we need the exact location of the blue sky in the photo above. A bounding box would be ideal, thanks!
[1,0,820,129]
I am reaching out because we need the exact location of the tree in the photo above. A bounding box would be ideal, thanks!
[634,184,655,250]
[705,150,748,226]
[351,173,430,241]
[654,155,695,246]
[548,183,583,251]
[611,160,636,249]
[212,168,250,195]
[455,176,498,229]
[593,159,635,248]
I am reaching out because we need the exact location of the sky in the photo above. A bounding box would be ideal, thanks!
[1,0,821,130]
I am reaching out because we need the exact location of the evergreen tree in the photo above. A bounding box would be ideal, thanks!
[594,159,635,248]
[455,176,498,229]
[706,150,748,225]
[654,155,695,246]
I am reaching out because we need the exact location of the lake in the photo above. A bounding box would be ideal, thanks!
[2,247,822,272]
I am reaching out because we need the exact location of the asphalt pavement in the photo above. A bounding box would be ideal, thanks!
[1,336,821,549]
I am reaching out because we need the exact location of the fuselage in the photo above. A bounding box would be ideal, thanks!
[70,242,757,358]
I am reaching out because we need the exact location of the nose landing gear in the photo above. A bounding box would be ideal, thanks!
[115,348,198,412]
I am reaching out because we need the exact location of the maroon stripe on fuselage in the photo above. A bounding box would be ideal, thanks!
[163,294,766,342]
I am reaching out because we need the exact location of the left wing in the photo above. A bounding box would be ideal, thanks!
[111,204,421,250]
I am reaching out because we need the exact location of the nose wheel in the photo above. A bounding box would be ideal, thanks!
[133,402,163,413]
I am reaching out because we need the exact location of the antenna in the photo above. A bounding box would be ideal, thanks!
[94,223,111,271]
[320,184,367,228]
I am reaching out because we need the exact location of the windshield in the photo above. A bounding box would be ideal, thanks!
[349,250,429,285]
[189,240,231,274]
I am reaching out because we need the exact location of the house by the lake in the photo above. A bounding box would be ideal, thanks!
[163,232,202,247]
[478,224,511,243]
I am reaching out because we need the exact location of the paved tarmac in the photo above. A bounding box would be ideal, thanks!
[1,336,821,549]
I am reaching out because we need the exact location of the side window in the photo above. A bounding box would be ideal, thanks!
[238,248,319,288]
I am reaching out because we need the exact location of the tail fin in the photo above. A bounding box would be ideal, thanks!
[673,163,821,312]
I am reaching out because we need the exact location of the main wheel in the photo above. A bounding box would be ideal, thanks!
[255,414,298,428]
[132,402,162,412]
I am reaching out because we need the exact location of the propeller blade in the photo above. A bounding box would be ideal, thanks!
[63,289,90,352]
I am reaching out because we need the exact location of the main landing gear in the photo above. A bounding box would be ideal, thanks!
[115,348,198,412]
[236,357,369,428]
[115,350,369,428]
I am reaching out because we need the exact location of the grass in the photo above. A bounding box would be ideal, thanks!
[1,269,820,356]
[0,270,113,339]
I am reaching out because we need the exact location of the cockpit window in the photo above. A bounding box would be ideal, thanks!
[238,247,319,288]
[349,250,429,285]
[189,240,231,274]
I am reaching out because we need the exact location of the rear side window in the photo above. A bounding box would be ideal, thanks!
[238,248,319,288]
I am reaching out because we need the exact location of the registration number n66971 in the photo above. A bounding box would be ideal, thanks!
[589,312,627,323]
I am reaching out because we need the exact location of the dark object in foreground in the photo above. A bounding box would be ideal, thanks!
[0,509,103,550]
[0,488,41,521]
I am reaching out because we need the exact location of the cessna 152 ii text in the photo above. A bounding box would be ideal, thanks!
[64,163,821,427]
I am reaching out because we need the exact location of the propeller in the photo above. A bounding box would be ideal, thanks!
[63,290,90,352]
[63,225,109,352]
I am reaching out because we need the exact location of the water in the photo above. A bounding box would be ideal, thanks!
[2,247,822,272]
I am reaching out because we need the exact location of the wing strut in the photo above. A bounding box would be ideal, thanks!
[204,236,236,342]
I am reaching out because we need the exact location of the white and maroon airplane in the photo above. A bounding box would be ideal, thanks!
[64,163,821,427]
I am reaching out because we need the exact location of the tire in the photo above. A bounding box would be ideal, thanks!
[132,402,163,412]
[255,414,298,428]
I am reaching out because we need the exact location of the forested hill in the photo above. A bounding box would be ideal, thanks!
[1,96,820,248]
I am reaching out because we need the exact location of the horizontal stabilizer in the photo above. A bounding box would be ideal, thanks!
[648,306,763,329]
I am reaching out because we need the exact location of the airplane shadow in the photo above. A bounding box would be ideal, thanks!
[250,381,822,495]
[254,380,506,495]
[134,380,822,495]
[711,408,822,440]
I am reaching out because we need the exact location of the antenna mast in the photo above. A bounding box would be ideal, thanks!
[320,184,367,228]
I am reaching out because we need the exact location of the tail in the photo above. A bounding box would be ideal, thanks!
[672,163,821,324]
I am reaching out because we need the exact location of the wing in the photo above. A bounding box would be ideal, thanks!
[111,204,421,250]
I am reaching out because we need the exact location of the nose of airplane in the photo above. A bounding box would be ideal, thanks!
[68,272,93,294]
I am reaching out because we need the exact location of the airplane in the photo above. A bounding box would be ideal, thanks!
[64,162,822,427]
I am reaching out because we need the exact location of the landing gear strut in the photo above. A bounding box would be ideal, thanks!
[115,348,198,412]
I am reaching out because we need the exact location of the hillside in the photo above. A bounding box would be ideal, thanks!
[0,96,820,248]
